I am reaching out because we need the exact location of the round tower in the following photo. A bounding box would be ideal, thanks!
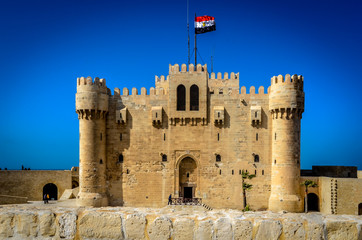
[75,76,109,207]
[268,74,304,212]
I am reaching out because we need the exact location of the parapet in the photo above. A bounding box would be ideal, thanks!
[169,63,207,74]
[210,72,239,80]
[77,76,108,94]
[271,74,303,90]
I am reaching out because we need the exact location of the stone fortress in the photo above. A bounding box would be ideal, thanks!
[74,63,362,214]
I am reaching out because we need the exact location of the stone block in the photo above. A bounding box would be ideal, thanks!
[326,220,358,240]
[14,211,38,238]
[39,211,56,237]
[79,211,123,240]
[233,219,252,240]
[214,217,232,240]
[172,218,195,240]
[124,213,147,240]
[303,214,325,240]
[58,212,77,239]
[255,219,282,240]
[195,219,213,240]
[0,212,14,238]
[282,219,305,240]
[147,216,172,240]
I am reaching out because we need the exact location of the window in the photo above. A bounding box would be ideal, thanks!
[162,154,167,162]
[156,112,158,118]
[262,170,264,175]
[275,132,277,140]
[100,159,103,164]
[256,133,258,141]
[164,133,166,141]
[218,112,220,118]
[118,154,124,163]
[274,159,276,164]
[120,133,122,141]
[177,85,186,111]
[232,170,234,175]
[219,170,222,175]
[239,170,241,175]
[187,173,189,178]
[217,133,219,141]
[216,154,221,162]
[254,155,259,163]
[126,169,129,174]
[255,112,257,117]
[190,85,199,111]
[255,170,257,175]
[100,133,102,141]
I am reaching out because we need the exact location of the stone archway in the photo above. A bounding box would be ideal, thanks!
[307,193,319,212]
[179,157,197,199]
[43,183,58,200]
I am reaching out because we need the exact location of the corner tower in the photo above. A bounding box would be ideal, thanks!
[75,76,109,207]
[268,74,304,212]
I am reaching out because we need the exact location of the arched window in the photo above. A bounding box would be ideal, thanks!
[118,154,123,163]
[162,154,167,162]
[216,154,221,162]
[190,85,199,111]
[254,155,259,162]
[177,85,186,111]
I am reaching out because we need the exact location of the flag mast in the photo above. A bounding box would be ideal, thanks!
[187,0,190,65]
[195,13,197,66]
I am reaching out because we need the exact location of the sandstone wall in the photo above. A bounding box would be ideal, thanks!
[0,170,72,201]
[0,195,27,205]
[0,206,361,240]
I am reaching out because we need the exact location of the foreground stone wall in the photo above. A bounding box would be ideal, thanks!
[0,205,361,240]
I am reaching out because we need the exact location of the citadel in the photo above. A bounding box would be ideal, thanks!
[0,63,361,216]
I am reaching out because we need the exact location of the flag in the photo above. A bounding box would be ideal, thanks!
[195,15,216,34]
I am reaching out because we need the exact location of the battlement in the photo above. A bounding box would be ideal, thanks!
[77,76,108,94]
[169,64,207,74]
[210,72,239,80]
[271,74,303,88]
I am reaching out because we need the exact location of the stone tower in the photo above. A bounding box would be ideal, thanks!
[75,77,109,207]
[268,74,304,212]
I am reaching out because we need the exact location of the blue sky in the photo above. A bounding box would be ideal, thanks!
[0,0,361,170]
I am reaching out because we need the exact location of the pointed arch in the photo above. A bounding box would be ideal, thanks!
[190,84,199,111]
[177,85,186,111]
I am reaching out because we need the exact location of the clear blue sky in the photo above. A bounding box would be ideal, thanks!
[0,0,361,170]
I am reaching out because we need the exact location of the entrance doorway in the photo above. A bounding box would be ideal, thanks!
[184,187,193,198]
[179,157,197,198]
[307,193,319,212]
[359,203,362,215]
[43,183,58,200]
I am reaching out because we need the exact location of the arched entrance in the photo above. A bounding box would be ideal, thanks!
[358,203,362,215]
[307,193,319,212]
[43,183,58,200]
[72,180,79,189]
[179,157,197,199]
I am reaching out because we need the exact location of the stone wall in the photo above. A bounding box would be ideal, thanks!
[0,195,27,205]
[0,170,72,201]
[0,206,361,240]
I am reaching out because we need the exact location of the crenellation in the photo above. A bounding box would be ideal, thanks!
[123,88,129,96]
[132,88,138,95]
[141,87,147,95]
[250,86,256,94]
[258,86,265,94]
[114,88,120,96]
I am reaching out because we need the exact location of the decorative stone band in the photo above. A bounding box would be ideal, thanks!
[76,109,108,120]
[270,108,304,120]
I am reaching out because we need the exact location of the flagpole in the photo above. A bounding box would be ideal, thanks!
[187,0,190,65]
[195,13,197,66]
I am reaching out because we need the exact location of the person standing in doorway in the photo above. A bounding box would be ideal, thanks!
[168,194,172,205]
[46,194,49,203]
[43,194,47,204]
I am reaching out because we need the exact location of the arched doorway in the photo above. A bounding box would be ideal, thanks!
[72,180,79,189]
[179,157,197,199]
[43,183,58,200]
[307,193,319,212]
[358,203,362,215]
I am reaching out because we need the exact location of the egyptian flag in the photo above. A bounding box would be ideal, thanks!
[195,15,216,34]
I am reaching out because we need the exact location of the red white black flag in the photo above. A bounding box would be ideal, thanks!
[195,15,216,34]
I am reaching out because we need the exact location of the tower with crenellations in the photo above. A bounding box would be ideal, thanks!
[74,64,306,212]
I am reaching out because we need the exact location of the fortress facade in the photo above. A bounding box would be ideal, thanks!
[75,63,305,212]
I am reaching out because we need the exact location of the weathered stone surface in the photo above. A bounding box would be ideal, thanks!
[283,218,305,240]
[214,217,232,240]
[255,219,282,240]
[79,211,123,240]
[233,219,252,240]
[303,214,325,240]
[326,220,359,240]
[58,212,77,239]
[124,213,147,240]
[147,216,172,240]
[14,211,38,237]
[39,211,56,237]
[172,218,195,240]
[0,212,14,238]
[195,219,213,240]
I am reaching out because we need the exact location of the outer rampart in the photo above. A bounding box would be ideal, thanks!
[0,206,361,239]
[0,170,72,201]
